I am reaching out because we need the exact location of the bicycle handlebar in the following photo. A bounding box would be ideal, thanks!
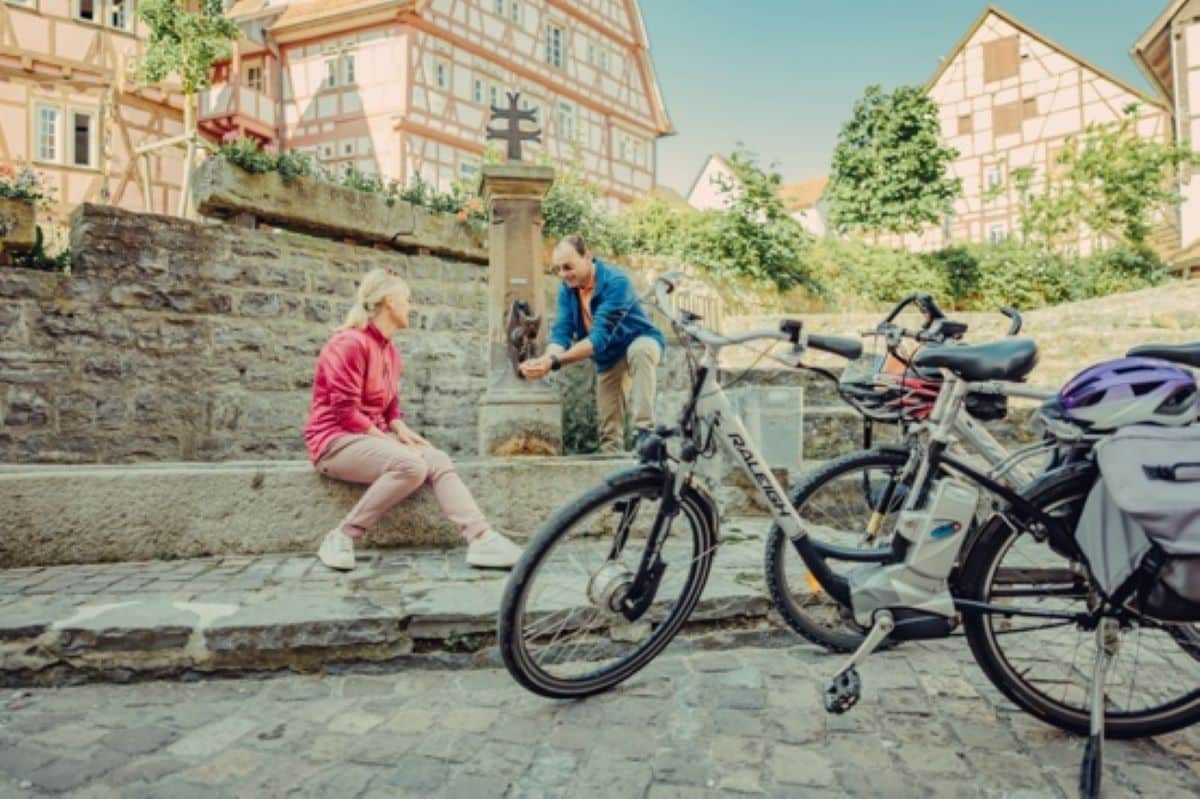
[1000,306,1022,336]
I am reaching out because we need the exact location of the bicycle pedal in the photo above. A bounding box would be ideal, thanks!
[823,667,862,715]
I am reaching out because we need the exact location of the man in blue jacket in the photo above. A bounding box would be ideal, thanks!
[519,235,666,453]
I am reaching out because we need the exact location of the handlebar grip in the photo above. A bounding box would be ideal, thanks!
[915,293,946,324]
[806,334,864,361]
[1000,306,1022,336]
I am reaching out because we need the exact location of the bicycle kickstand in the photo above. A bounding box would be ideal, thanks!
[823,610,895,714]
[1080,617,1116,799]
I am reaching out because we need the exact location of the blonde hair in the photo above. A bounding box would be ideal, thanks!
[339,267,408,330]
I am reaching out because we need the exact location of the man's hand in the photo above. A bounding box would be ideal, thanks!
[390,420,429,447]
[519,356,553,381]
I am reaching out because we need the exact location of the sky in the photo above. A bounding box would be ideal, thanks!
[639,0,1166,196]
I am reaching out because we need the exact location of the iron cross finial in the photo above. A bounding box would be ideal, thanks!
[486,91,542,161]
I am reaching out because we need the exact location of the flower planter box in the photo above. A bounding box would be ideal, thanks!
[191,158,487,263]
[0,197,36,263]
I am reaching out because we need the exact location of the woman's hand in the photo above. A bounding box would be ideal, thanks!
[390,420,429,447]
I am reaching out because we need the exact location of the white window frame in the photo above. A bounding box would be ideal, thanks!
[489,84,500,108]
[494,0,506,16]
[245,65,264,92]
[69,108,97,169]
[599,48,610,72]
[324,59,338,89]
[986,164,1005,190]
[557,101,574,141]
[546,24,564,69]
[108,0,133,30]
[587,42,596,66]
[5,0,38,7]
[472,77,484,104]
[988,223,1007,244]
[73,0,97,23]
[434,60,450,91]
[34,104,62,164]
[342,54,356,86]
[511,0,522,24]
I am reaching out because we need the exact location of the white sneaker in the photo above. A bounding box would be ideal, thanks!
[466,530,523,570]
[317,528,356,571]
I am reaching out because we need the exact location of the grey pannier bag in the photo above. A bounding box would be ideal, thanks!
[1076,424,1200,621]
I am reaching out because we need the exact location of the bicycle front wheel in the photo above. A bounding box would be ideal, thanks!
[498,472,717,699]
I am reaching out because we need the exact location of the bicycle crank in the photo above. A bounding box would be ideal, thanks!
[822,610,895,715]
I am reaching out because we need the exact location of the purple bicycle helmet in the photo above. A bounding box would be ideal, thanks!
[1057,357,1198,430]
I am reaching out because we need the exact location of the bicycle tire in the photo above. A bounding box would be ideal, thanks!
[764,448,911,653]
[960,467,1200,738]
[498,472,717,699]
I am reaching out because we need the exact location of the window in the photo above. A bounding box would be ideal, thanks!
[459,161,478,177]
[473,78,484,104]
[957,113,973,136]
[546,25,564,68]
[35,105,60,162]
[342,54,356,86]
[587,42,597,66]
[618,135,627,161]
[986,164,1005,190]
[988,224,1007,244]
[494,0,505,15]
[341,139,355,157]
[109,0,131,29]
[324,59,337,89]
[435,61,448,90]
[599,48,609,72]
[319,142,335,160]
[557,102,574,140]
[633,140,642,166]
[70,110,94,167]
[489,84,500,108]
[245,66,264,92]
[992,101,1023,137]
[983,35,1019,83]
[74,0,96,22]
[5,0,37,6]
[511,0,522,24]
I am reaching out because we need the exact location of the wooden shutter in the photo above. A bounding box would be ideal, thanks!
[983,36,1020,83]
[958,114,974,135]
[992,101,1023,137]
[1023,97,1038,119]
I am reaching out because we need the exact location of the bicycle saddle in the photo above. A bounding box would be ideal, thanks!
[914,338,1039,382]
[1126,342,1200,369]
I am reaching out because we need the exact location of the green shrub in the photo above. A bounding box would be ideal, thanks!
[217,138,277,173]
[800,238,948,307]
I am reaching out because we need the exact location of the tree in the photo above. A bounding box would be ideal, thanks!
[826,85,962,237]
[1012,105,1197,252]
[134,0,239,217]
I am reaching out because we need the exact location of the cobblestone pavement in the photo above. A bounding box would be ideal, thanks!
[1,641,1198,798]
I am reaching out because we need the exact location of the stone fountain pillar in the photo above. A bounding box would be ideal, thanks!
[476,163,562,456]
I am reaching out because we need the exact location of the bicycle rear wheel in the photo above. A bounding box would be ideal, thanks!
[498,471,717,699]
[764,448,910,652]
[960,468,1200,738]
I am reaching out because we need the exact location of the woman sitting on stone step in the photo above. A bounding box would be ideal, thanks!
[304,267,523,572]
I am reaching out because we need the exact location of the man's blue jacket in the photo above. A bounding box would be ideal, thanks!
[548,259,666,373]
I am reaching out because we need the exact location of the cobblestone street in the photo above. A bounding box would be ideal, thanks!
[2,640,1198,798]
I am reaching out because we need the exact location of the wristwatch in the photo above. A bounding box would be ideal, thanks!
[549,354,562,371]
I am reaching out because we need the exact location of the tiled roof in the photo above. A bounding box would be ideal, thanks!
[778,176,828,210]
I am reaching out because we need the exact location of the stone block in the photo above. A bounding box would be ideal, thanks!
[0,456,634,565]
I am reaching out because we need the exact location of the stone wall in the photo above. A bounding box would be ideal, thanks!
[0,204,489,463]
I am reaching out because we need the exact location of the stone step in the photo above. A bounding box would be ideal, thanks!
[0,456,638,568]
[0,524,777,687]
